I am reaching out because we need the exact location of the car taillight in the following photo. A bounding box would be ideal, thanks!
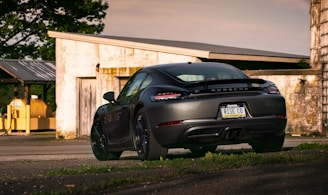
[276,114,286,119]
[158,120,182,127]
[265,85,280,94]
[152,92,182,101]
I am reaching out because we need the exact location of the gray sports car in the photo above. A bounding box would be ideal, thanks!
[91,62,287,161]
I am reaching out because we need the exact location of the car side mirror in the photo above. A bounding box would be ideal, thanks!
[103,92,116,103]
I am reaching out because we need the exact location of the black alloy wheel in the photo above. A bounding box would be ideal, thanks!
[90,119,122,160]
[134,108,168,160]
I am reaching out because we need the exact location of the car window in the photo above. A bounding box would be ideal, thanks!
[126,73,147,96]
[164,65,247,82]
[118,72,147,99]
[178,74,204,81]
[140,75,153,90]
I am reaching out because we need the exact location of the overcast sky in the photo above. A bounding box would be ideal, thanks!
[102,0,311,55]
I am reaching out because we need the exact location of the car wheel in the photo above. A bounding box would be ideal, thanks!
[190,145,217,157]
[250,133,285,153]
[90,119,122,160]
[134,108,168,160]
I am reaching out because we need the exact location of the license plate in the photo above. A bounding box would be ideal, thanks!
[220,104,246,119]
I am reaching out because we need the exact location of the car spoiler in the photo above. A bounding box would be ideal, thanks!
[185,78,267,88]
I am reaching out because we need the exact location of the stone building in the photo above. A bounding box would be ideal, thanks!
[311,0,328,136]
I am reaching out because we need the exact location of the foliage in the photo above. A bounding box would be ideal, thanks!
[0,0,108,60]
[0,85,14,105]
[297,59,310,68]
[0,0,108,111]
[0,83,56,111]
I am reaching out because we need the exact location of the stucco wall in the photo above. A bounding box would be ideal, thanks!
[55,39,99,138]
[97,45,198,105]
[246,70,322,135]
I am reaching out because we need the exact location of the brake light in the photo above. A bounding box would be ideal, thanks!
[265,85,280,94]
[152,92,182,101]
[158,120,182,127]
[276,114,286,119]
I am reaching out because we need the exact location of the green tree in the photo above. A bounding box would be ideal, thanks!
[0,0,108,60]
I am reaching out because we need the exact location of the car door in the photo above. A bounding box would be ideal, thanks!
[104,72,148,146]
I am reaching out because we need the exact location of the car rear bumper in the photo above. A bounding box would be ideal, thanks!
[152,116,287,148]
[146,93,286,148]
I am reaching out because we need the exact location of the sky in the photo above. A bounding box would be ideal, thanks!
[102,0,311,56]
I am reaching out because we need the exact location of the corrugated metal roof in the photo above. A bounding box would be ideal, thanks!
[0,59,55,84]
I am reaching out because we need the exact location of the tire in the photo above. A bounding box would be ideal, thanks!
[90,119,122,161]
[134,108,168,160]
[190,145,217,157]
[250,133,285,153]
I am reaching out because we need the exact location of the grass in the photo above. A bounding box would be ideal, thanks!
[293,142,328,150]
[48,164,142,176]
[39,143,328,195]
[48,143,328,177]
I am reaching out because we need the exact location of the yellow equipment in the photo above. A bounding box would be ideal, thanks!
[0,97,55,134]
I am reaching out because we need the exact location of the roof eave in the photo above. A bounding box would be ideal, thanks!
[0,67,24,83]
[0,78,21,84]
[23,81,55,85]
[48,31,210,58]
[208,53,310,63]
[48,31,309,63]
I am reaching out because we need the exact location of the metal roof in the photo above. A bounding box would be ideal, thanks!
[96,35,309,59]
[0,59,55,84]
[48,31,309,63]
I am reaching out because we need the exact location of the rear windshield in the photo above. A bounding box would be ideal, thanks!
[162,64,248,82]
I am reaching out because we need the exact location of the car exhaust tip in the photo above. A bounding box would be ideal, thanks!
[222,127,243,140]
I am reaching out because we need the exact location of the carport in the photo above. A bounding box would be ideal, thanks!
[0,59,56,134]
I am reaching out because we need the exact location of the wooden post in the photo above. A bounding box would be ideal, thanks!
[6,105,11,134]
[25,85,31,134]
[26,105,30,134]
